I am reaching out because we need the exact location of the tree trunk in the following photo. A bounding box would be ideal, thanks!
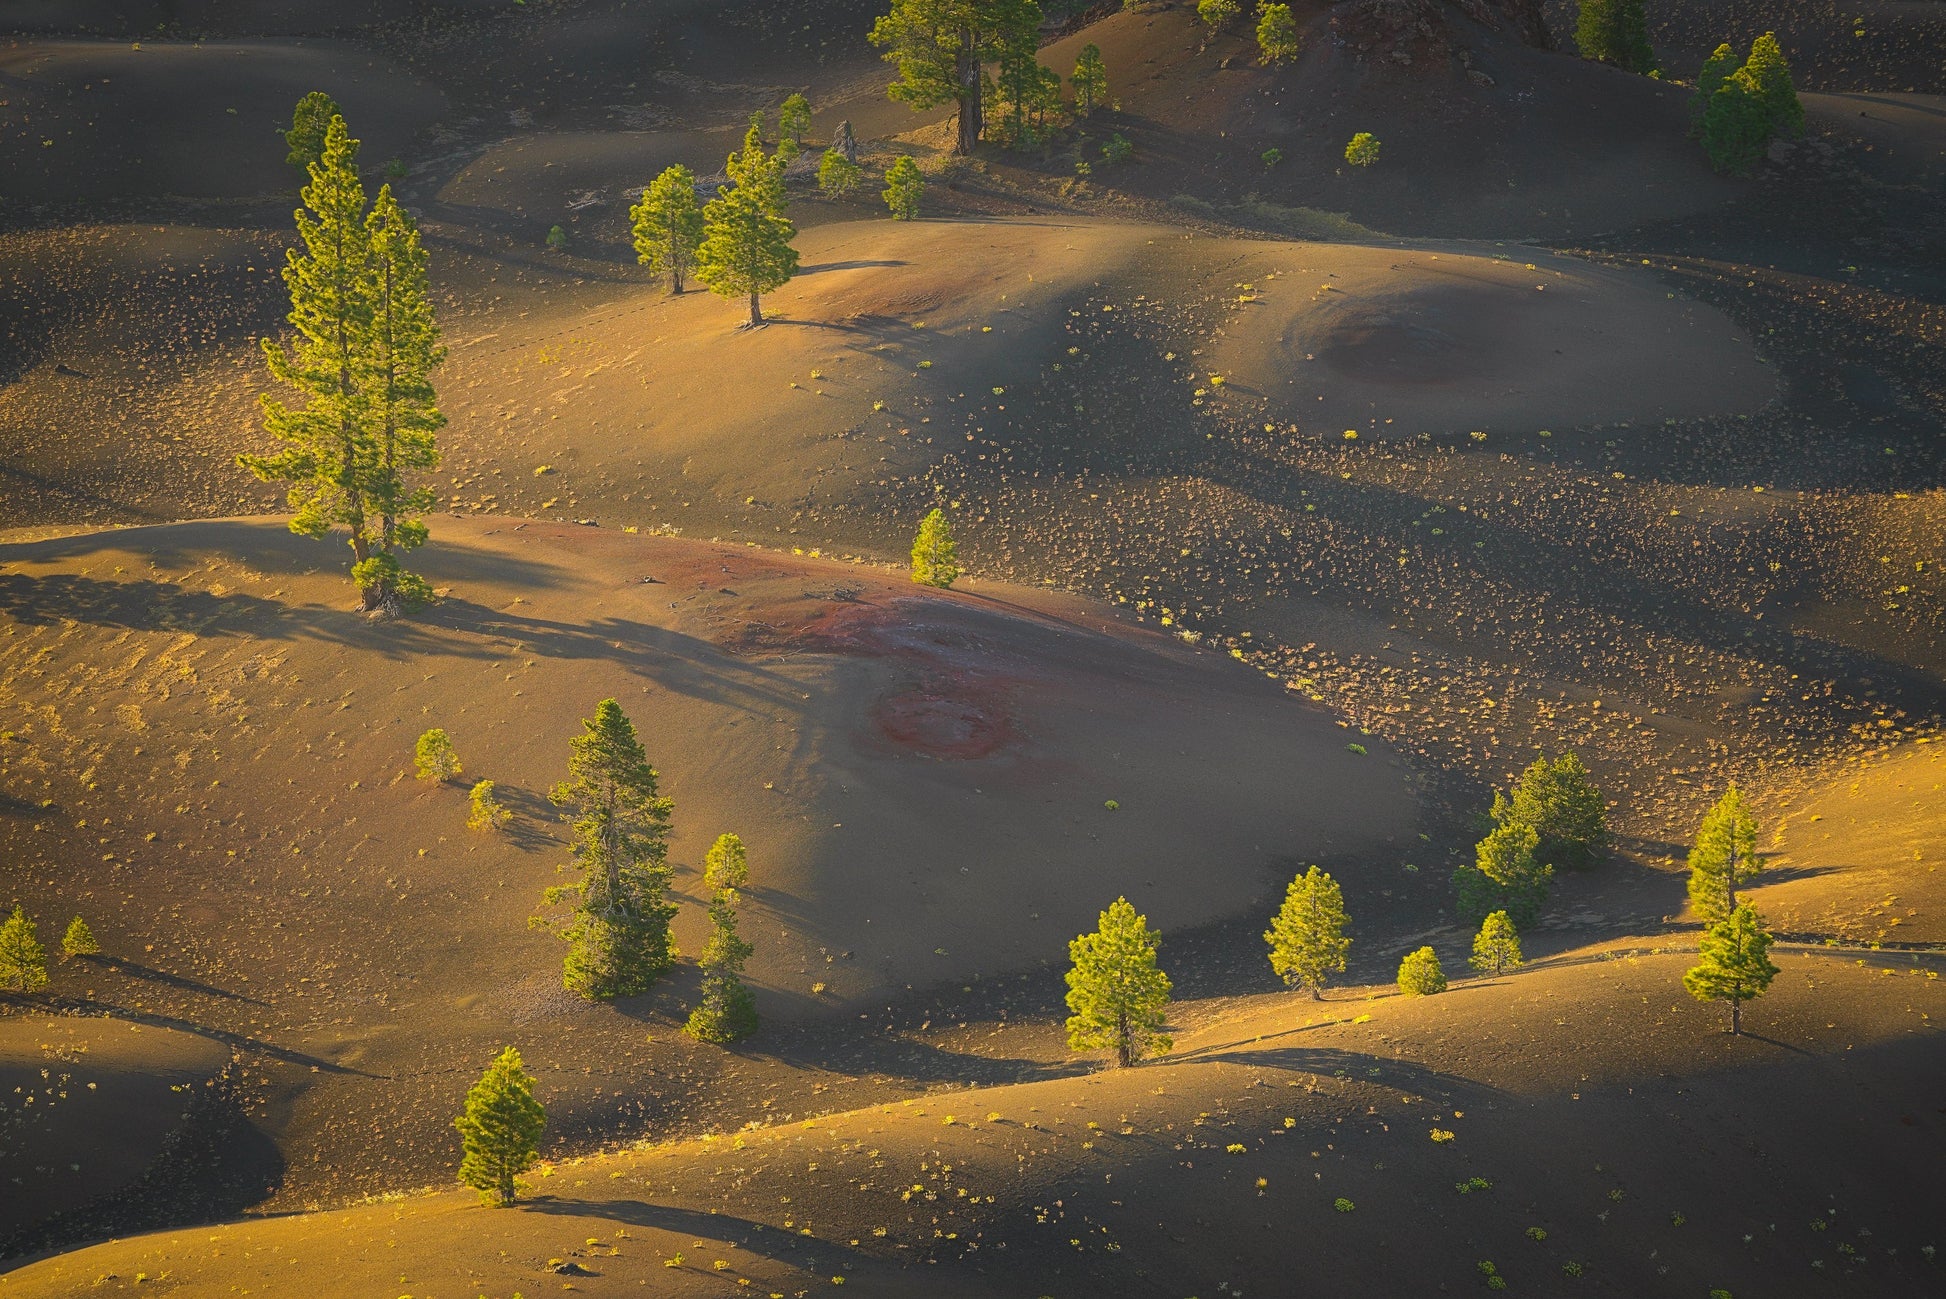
[954,29,982,155]
[748,291,764,327]
[1116,1009,1132,1068]
[1730,997,1741,1035]
[1310,984,1322,1001]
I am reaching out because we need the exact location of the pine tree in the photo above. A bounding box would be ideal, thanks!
[1256,3,1301,64]
[1343,131,1381,167]
[284,91,342,174]
[698,133,799,328]
[1701,76,1774,174]
[1065,897,1172,1067]
[1740,32,1803,139]
[1468,910,1522,976]
[1687,785,1760,923]
[684,833,758,1044]
[469,779,512,832]
[1689,43,1738,137]
[1071,43,1108,117]
[871,0,1035,155]
[1574,0,1655,74]
[1454,820,1553,927]
[1497,751,1606,869]
[779,93,814,154]
[630,166,705,293]
[239,113,382,606]
[1396,945,1446,995]
[358,185,443,611]
[0,907,48,993]
[1264,865,1350,999]
[883,156,927,220]
[454,1045,546,1206]
[61,915,100,960]
[1198,0,1241,30]
[415,727,461,782]
[818,148,865,198]
[543,699,676,999]
[1683,904,1778,1034]
[910,507,959,586]
[996,35,1061,145]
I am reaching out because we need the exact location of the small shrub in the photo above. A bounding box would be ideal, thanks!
[1333,1197,1355,1213]
[1562,1260,1586,1277]
[1456,1176,1493,1195]
[818,148,863,198]
[1100,133,1133,164]
[1397,946,1447,995]
[545,224,570,251]
[1261,147,1282,168]
[469,779,513,831]
[384,157,408,179]
[1344,132,1381,167]
[1430,1128,1455,1143]
[883,156,925,220]
[415,728,461,782]
[1525,1226,1547,1242]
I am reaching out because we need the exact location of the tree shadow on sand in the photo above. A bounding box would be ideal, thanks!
[517,1199,884,1276]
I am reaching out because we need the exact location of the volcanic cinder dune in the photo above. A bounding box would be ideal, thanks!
[3,0,1945,1293]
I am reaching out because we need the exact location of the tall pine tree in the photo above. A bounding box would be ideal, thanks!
[1493,751,1606,869]
[871,0,1041,155]
[1065,897,1172,1067]
[1574,0,1655,74]
[542,699,677,998]
[0,907,47,993]
[359,184,443,611]
[684,832,758,1043]
[631,166,705,293]
[1687,785,1760,923]
[1468,910,1523,976]
[698,131,799,327]
[1071,43,1108,117]
[1264,865,1350,999]
[1740,32,1804,138]
[1683,904,1778,1034]
[1454,820,1552,927]
[910,507,959,585]
[454,1045,546,1206]
[1689,43,1738,137]
[240,113,380,602]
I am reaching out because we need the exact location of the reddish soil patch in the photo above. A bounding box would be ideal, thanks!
[870,684,1016,760]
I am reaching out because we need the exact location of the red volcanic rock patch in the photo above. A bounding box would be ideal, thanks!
[870,684,1015,760]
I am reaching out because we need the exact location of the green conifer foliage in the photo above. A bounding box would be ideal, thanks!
[1454,820,1553,927]
[698,134,799,328]
[910,507,959,586]
[1468,910,1523,976]
[0,907,48,992]
[1256,3,1301,64]
[1072,43,1108,117]
[1689,43,1738,136]
[872,0,1040,155]
[630,166,706,293]
[61,915,100,960]
[883,156,927,219]
[1702,76,1773,174]
[1198,0,1241,30]
[1686,785,1760,922]
[469,779,513,832]
[1574,0,1655,73]
[1065,897,1173,1066]
[454,1045,546,1206]
[240,114,379,599]
[1740,32,1804,139]
[1682,904,1778,1034]
[1498,751,1607,869]
[284,91,342,174]
[358,185,443,611]
[779,93,814,154]
[543,700,676,999]
[415,728,461,782]
[1343,131,1381,167]
[684,833,758,1043]
[1397,945,1446,995]
[1264,865,1350,999]
[818,149,865,198]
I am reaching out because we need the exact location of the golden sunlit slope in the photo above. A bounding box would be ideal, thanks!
[0,514,1415,1208]
[1751,739,1946,943]
[7,941,1939,1297]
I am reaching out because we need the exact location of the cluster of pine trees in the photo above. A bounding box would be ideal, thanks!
[239,96,444,613]
[0,907,99,993]
[1681,785,1779,1033]
[1692,33,1804,175]
[1454,751,1606,930]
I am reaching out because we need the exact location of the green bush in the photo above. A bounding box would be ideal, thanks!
[1256,2,1300,63]
[1397,946,1446,995]
[1344,131,1380,167]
